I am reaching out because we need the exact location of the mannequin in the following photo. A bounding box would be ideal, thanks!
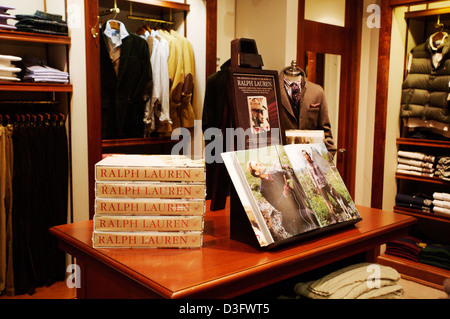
[279,60,336,155]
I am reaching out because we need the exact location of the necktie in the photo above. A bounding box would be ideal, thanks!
[291,82,301,105]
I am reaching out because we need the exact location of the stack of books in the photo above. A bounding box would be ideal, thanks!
[92,154,206,248]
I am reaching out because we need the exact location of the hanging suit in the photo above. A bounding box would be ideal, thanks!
[100,21,152,139]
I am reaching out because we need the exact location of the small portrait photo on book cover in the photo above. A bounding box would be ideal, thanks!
[248,96,270,134]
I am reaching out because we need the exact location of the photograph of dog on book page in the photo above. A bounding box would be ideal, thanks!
[222,143,360,247]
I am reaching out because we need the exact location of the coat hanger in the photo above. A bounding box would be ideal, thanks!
[431,15,447,44]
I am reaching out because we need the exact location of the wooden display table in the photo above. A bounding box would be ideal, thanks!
[49,199,416,299]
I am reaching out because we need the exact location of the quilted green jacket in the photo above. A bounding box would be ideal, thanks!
[401,35,450,124]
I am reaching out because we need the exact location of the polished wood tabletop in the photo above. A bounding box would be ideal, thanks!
[50,199,416,299]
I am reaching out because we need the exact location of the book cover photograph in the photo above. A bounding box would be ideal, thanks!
[221,143,361,248]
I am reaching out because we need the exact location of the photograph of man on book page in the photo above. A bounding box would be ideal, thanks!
[248,96,270,134]
[239,145,321,241]
[284,143,360,225]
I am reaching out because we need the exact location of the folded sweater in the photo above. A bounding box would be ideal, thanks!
[293,263,403,299]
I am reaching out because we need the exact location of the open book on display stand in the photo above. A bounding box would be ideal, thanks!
[222,143,362,249]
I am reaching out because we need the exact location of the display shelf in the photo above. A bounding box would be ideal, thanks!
[0,82,72,93]
[397,137,450,149]
[0,29,71,45]
[377,253,449,290]
[395,172,449,185]
[394,206,450,223]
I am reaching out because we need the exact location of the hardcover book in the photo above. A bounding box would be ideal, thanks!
[93,215,204,232]
[92,231,203,248]
[95,181,206,199]
[221,143,361,248]
[95,198,205,216]
[95,154,205,183]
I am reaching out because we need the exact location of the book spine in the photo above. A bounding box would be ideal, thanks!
[92,231,203,248]
[96,182,206,199]
[95,198,205,216]
[93,215,204,232]
[95,166,205,183]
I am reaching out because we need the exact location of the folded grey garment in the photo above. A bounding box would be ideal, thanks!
[397,157,434,169]
[438,157,450,165]
[433,192,450,202]
[396,169,434,177]
[398,150,435,163]
[433,200,450,209]
[397,163,434,173]
[293,263,402,299]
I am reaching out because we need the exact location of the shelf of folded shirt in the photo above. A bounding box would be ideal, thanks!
[377,253,450,290]
[396,137,450,184]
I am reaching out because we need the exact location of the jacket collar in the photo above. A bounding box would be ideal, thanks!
[426,33,450,68]
[279,66,306,119]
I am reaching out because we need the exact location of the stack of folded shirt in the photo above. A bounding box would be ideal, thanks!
[435,156,450,181]
[395,193,433,212]
[396,150,435,177]
[14,10,68,36]
[432,192,450,218]
[385,236,427,262]
[0,5,16,31]
[293,263,404,299]
[23,65,69,83]
[0,54,22,82]
[419,244,450,270]
[14,55,69,84]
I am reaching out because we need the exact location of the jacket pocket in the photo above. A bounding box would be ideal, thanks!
[306,104,320,128]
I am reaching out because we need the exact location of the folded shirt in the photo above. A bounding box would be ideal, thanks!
[14,10,68,36]
[433,199,450,210]
[419,244,450,270]
[398,150,435,163]
[397,157,434,169]
[385,236,426,262]
[433,206,450,217]
[397,163,434,174]
[396,168,434,177]
[433,192,450,202]
[396,193,433,207]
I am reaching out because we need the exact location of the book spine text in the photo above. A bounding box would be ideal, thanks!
[96,182,206,199]
[94,215,204,232]
[96,167,205,182]
[92,231,203,248]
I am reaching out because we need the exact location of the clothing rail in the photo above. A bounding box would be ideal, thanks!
[127,2,174,25]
